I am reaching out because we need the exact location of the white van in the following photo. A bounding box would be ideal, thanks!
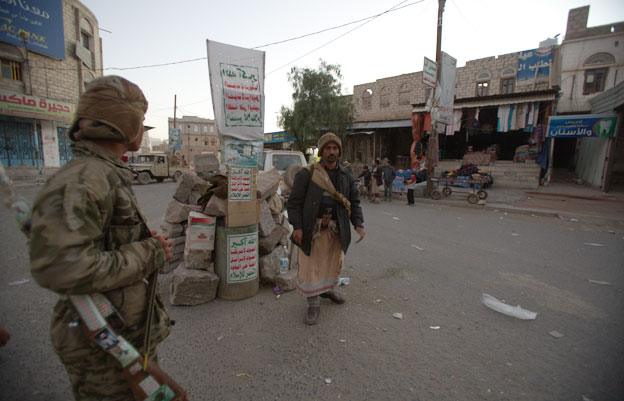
[262,150,307,174]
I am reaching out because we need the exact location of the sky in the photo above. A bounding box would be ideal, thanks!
[81,0,624,142]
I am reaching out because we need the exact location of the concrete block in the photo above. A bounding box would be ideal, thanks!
[274,270,298,292]
[203,195,226,217]
[259,200,276,237]
[193,153,220,178]
[256,168,280,199]
[184,249,214,272]
[259,225,289,256]
[259,245,287,284]
[160,222,185,238]
[173,173,211,204]
[170,266,219,306]
[164,199,194,223]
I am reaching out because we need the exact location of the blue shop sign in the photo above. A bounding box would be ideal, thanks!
[0,0,65,60]
[264,131,295,144]
[547,114,617,138]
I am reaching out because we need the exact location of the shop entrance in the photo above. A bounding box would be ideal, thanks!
[0,117,43,167]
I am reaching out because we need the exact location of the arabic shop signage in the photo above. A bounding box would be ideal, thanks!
[264,131,295,144]
[547,114,617,138]
[0,0,65,60]
[0,91,74,122]
[517,47,552,82]
[422,57,437,88]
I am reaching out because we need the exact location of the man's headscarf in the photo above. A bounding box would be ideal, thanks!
[69,75,148,143]
[317,132,342,157]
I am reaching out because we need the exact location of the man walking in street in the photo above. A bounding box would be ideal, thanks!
[287,132,365,325]
[381,158,396,202]
[29,76,180,400]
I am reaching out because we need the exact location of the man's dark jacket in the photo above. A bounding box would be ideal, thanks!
[287,163,364,256]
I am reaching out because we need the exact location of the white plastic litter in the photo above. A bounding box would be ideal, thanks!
[324,378,332,384]
[411,244,424,251]
[429,326,440,330]
[481,293,537,320]
[8,278,29,286]
[392,216,400,221]
[392,313,403,320]
[584,242,605,247]
[588,279,611,286]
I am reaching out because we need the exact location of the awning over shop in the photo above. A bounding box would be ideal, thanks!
[351,120,411,129]
[348,130,375,136]
[590,81,624,113]
[411,89,558,113]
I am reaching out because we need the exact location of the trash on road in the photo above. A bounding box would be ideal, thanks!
[588,279,611,286]
[374,299,382,303]
[392,216,400,221]
[511,233,520,237]
[411,244,424,251]
[339,339,347,343]
[429,326,441,330]
[392,312,403,320]
[324,378,332,384]
[217,335,224,341]
[481,293,537,320]
[236,373,252,378]
[8,278,29,286]
[272,286,284,295]
[570,218,579,222]
[338,277,350,287]
[549,330,564,339]
[584,242,605,247]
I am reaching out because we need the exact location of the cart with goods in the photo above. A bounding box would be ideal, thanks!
[430,175,488,204]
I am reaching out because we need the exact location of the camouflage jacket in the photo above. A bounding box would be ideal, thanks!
[29,140,170,363]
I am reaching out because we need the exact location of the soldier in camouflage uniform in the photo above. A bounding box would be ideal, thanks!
[29,76,174,401]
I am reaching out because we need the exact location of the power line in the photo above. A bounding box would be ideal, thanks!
[29,0,426,73]
[267,0,424,75]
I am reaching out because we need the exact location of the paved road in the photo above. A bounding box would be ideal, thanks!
[1,182,623,401]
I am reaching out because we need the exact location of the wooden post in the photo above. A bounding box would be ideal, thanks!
[426,0,446,196]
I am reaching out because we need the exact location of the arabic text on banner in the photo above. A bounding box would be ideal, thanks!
[207,40,265,141]
[227,232,258,283]
[228,167,255,201]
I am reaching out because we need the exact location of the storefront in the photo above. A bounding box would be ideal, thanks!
[546,113,619,191]
[0,91,74,170]
[346,119,412,167]
[407,90,558,188]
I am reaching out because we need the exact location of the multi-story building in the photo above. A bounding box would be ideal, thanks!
[554,6,624,189]
[0,0,102,176]
[167,115,219,166]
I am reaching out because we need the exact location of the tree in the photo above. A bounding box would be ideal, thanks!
[279,60,353,152]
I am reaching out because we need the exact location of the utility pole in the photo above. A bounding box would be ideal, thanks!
[426,0,446,196]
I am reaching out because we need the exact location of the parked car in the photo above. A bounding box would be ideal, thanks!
[261,150,307,174]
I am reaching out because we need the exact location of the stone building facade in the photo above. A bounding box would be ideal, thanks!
[167,115,219,166]
[0,0,102,175]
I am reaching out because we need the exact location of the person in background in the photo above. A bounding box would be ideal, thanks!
[405,169,418,206]
[371,159,382,204]
[381,158,396,202]
[358,165,372,201]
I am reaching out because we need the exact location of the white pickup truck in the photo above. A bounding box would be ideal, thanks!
[261,150,307,174]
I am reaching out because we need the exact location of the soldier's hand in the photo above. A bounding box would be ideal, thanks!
[292,229,303,245]
[151,230,173,262]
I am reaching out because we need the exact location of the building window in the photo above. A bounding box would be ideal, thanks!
[1,58,22,81]
[379,86,392,108]
[583,68,608,95]
[500,78,515,94]
[81,31,91,50]
[476,81,489,97]
[194,137,198,142]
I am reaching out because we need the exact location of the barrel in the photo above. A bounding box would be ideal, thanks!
[214,223,259,300]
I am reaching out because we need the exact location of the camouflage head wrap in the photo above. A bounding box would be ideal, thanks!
[69,75,148,143]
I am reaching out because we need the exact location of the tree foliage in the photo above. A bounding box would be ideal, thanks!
[279,60,353,151]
